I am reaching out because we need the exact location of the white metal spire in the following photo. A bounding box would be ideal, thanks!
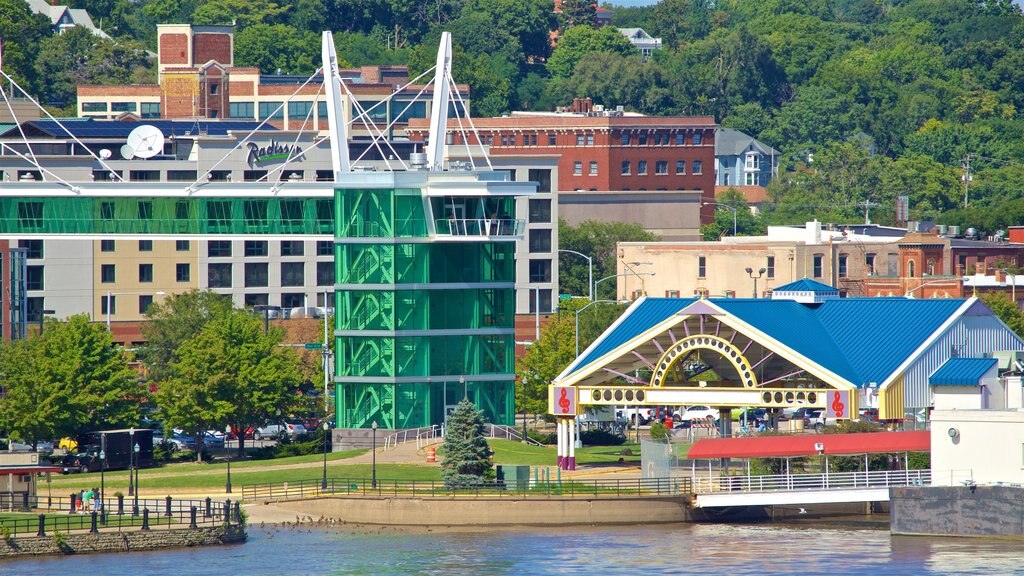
[321,31,350,177]
[426,32,453,172]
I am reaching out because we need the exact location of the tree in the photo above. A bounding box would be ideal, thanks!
[167,308,304,458]
[981,293,1024,338]
[0,0,52,89]
[558,0,596,29]
[235,23,321,74]
[138,290,234,383]
[558,219,658,300]
[0,337,62,448]
[440,398,493,487]
[546,25,634,79]
[191,0,290,28]
[464,0,555,61]
[700,188,765,240]
[33,26,151,107]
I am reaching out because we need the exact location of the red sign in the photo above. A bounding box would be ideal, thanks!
[825,390,850,419]
[553,387,576,416]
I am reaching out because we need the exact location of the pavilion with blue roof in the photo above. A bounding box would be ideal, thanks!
[548,289,1024,466]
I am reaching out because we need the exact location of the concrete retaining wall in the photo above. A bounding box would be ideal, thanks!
[0,525,246,558]
[891,485,1024,537]
[267,496,692,526]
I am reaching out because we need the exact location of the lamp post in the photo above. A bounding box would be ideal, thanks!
[224,425,232,494]
[127,427,135,497]
[905,277,959,298]
[575,299,623,357]
[745,267,766,298]
[106,291,166,331]
[99,433,106,523]
[132,442,140,514]
[321,421,330,490]
[371,421,378,489]
[558,249,594,301]
[594,271,655,300]
[703,201,738,237]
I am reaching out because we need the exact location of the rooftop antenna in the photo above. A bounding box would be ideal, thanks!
[426,32,452,171]
[321,31,350,178]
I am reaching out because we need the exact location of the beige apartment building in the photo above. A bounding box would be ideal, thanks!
[616,221,906,300]
[93,238,200,323]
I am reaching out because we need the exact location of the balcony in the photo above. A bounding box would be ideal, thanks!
[433,218,524,239]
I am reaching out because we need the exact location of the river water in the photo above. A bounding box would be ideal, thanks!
[2,522,1020,575]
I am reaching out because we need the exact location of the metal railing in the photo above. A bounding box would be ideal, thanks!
[383,426,442,451]
[434,218,524,237]
[242,476,692,501]
[385,424,544,450]
[485,424,544,446]
[691,469,933,495]
[0,495,242,538]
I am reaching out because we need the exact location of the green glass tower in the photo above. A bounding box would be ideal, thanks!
[334,180,525,429]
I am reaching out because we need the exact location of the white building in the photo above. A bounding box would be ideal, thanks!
[617,28,663,61]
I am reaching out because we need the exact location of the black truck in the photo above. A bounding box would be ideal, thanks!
[61,429,154,474]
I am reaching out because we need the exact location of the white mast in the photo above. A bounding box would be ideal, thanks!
[321,31,350,177]
[426,32,452,172]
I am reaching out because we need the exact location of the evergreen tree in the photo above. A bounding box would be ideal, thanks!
[440,399,494,487]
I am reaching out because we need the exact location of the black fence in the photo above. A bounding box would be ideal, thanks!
[242,477,692,501]
[0,495,243,538]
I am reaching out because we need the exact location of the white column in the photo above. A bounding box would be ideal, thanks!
[425,32,453,171]
[556,418,564,468]
[320,31,350,177]
[568,419,576,471]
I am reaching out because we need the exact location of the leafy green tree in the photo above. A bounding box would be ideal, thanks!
[138,290,234,383]
[440,398,494,487]
[560,52,672,113]
[168,308,303,457]
[558,0,595,29]
[464,0,555,61]
[547,25,634,79]
[981,293,1024,338]
[191,0,290,28]
[700,188,765,240]
[0,337,61,448]
[34,26,151,107]
[0,0,52,89]
[235,23,321,74]
[558,219,658,300]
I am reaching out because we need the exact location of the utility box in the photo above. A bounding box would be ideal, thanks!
[495,465,531,491]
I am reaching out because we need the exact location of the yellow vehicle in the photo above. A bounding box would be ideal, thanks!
[58,437,77,453]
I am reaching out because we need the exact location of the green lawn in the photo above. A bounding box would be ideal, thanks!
[487,440,641,466]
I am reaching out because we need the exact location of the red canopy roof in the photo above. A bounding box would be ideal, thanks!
[686,431,930,459]
[0,466,63,475]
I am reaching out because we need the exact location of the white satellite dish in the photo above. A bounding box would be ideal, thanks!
[99,148,112,160]
[120,145,134,160]
[125,125,165,159]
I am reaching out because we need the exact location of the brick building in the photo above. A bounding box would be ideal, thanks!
[408,100,717,239]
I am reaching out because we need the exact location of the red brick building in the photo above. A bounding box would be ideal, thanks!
[408,100,716,238]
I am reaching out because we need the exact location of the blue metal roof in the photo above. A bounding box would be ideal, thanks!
[773,278,839,293]
[929,357,997,386]
[566,296,973,387]
[1,120,276,139]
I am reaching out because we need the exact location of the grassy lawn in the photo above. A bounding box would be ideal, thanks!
[487,440,640,466]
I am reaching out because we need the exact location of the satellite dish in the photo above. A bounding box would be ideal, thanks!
[99,148,112,160]
[125,125,165,159]
[120,145,135,160]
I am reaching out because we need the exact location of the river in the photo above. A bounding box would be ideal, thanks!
[2,522,1020,575]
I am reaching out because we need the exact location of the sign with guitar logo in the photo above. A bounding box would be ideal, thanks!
[553,387,577,416]
[825,390,850,419]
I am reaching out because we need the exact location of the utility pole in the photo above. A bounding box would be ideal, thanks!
[962,154,974,208]
[857,201,879,225]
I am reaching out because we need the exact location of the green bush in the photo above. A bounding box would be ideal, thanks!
[649,422,669,441]
[580,430,626,446]
[527,430,556,445]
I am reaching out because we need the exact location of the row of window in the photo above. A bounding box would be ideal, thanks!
[207,262,335,288]
[81,102,160,118]
[697,256,777,280]
[488,131,705,148]
[93,169,330,183]
[572,160,704,177]
[227,100,436,123]
[207,241,334,258]
[100,294,159,315]
[100,263,190,284]
[99,240,190,253]
[101,291,334,316]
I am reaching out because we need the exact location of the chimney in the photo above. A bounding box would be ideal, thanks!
[806,220,821,245]
[996,269,1007,283]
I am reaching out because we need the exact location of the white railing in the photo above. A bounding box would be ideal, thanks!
[416,425,444,450]
[434,218,524,237]
[485,424,544,446]
[383,426,441,450]
[384,423,545,450]
[691,469,934,495]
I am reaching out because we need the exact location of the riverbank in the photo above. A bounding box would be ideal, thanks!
[0,525,245,560]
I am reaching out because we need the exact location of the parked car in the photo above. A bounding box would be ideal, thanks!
[58,437,78,453]
[255,422,307,440]
[802,408,838,432]
[61,448,101,474]
[615,407,654,425]
[158,433,197,452]
[678,406,721,422]
[737,408,767,425]
[226,426,255,441]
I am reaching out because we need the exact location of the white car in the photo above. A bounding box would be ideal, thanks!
[255,422,307,440]
[678,406,720,422]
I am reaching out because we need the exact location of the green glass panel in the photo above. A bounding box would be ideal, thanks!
[338,288,512,331]
[338,334,513,378]
[337,380,513,429]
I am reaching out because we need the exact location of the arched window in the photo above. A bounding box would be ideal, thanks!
[908,260,916,278]
[927,258,935,275]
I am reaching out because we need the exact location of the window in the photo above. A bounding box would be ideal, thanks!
[529,199,551,223]
[529,229,552,253]
[576,134,585,146]
[589,161,598,176]
[20,240,42,259]
[693,160,703,174]
[528,169,551,193]
[317,262,334,286]
[529,289,552,314]
[866,254,876,275]
[245,241,268,257]
[288,101,312,120]
[101,264,115,283]
[638,133,648,145]
[209,83,218,95]
[767,256,775,279]
[745,153,760,170]
[317,241,333,256]
[245,263,269,287]
[175,201,190,220]
[621,133,630,146]
[656,161,668,175]
[698,256,706,278]
[675,133,684,145]
[548,134,557,146]
[139,264,153,283]
[101,295,116,315]
[573,161,582,176]
[813,255,823,278]
[101,240,115,252]
[130,171,160,182]
[745,171,758,186]
[93,170,122,181]
[666,290,680,297]
[82,102,106,112]
[586,134,594,146]
[176,240,190,252]
[638,161,648,175]
[676,160,685,174]
[137,201,153,220]
[281,241,304,256]
[259,102,284,120]
[529,259,552,282]
[281,262,304,287]
[621,161,631,175]
[927,258,935,275]
[208,263,232,288]
[141,103,160,119]
[208,240,232,257]
[229,102,255,119]
[139,295,154,314]
[111,102,136,113]
[26,266,43,291]
[694,133,702,145]
[838,255,848,278]
[138,240,152,252]
[167,170,197,182]
[244,294,269,307]
[282,293,304,308]
[908,260,916,278]
[176,263,190,282]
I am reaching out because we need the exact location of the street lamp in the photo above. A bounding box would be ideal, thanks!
[558,249,594,301]
[224,425,232,494]
[132,442,140,515]
[594,271,655,300]
[99,433,106,523]
[371,421,378,490]
[905,277,959,298]
[745,267,766,298]
[127,427,135,497]
[575,299,625,357]
[321,421,330,490]
[703,201,738,237]
[106,290,166,331]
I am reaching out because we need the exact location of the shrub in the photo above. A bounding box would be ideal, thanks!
[53,531,69,553]
[527,430,556,445]
[0,526,11,544]
[649,422,669,441]
[580,430,626,446]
